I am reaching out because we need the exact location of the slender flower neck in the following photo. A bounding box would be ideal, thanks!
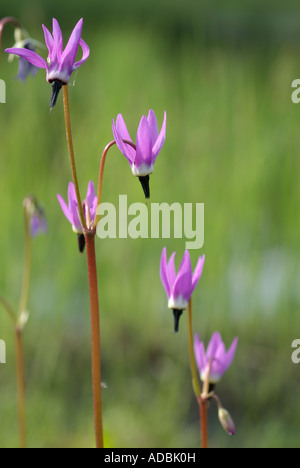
[0,17,22,68]
[94,139,137,226]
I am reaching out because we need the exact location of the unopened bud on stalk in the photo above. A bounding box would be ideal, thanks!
[218,408,235,436]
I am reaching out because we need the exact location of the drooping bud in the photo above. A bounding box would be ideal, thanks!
[218,408,235,436]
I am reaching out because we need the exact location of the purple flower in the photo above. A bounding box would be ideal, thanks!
[6,18,89,107]
[160,247,205,332]
[112,110,167,199]
[57,181,97,251]
[194,332,238,385]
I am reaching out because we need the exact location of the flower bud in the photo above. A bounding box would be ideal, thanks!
[218,408,235,436]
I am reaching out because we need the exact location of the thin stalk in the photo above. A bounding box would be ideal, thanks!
[0,17,21,69]
[187,299,209,448]
[15,327,26,448]
[62,85,86,229]
[84,231,103,448]
[94,139,136,226]
[17,207,31,324]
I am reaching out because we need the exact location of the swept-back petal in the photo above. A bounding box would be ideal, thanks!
[5,48,47,69]
[52,18,63,61]
[160,247,171,298]
[172,252,193,301]
[191,255,205,293]
[224,337,238,371]
[136,115,153,166]
[167,252,177,290]
[206,332,222,359]
[152,110,167,160]
[194,334,207,372]
[42,24,54,57]
[147,109,159,146]
[73,38,90,70]
[57,194,73,225]
[112,117,135,164]
[85,181,96,204]
[60,18,83,69]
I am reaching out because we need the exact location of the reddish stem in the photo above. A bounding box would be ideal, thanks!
[199,399,208,449]
[84,231,103,448]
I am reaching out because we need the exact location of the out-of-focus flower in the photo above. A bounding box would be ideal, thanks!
[6,18,90,107]
[194,332,238,384]
[160,247,205,332]
[112,109,167,199]
[23,196,47,237]
[7,27,43,82]
[57,181,97,252]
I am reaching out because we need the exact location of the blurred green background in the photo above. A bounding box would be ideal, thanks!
[1,0,300,448]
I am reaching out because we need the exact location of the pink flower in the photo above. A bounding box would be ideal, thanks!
[6,18,89,107]
[160,247,205,331]
[112,110,167,199]
[194,332,238,384]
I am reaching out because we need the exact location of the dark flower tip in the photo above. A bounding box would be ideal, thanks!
[172,309,183,333]
[77,233,86,254]
[50,79,63,109]
[138,175,150,200]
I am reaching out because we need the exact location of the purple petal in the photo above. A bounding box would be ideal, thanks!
[147,109,159,146]
[85,181,96,203]
[42,24,54,57]
[167,252,177,289]
[206,332,223,359]
[73,38,90,70]
[60,18,83,70]
[52,18,63,61]
[112,116,135,164]
[160,247,171,298]
[191,255,205,293]
[57,194,73,225]
[136,115,153,167]
[172,251,193,300]
[152,110,167,160]
[224,337,238,371]
[194,334,207,373]
[5,48,47,69]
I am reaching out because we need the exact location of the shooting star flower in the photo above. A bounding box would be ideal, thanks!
[112,109,167,199]
[6,18,89,108]
[57,181,97,252]
[160,247,205,332]
[194,332,238,385]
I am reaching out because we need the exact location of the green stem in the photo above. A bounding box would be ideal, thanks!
[15,326,26,448]
[62,84,86,229]
[84,231,104,448]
